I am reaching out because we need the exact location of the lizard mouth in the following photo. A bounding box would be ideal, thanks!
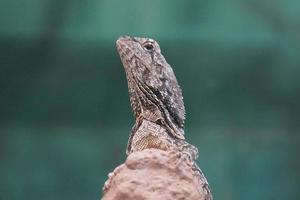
[116,37,137,69]
[116,36,134,55]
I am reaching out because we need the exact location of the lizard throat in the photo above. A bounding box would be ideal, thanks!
[128,69,185,140]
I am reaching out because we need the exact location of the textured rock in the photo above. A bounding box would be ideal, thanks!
[102,149,208,200]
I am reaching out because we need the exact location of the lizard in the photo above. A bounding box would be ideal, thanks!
[116,36,212,199]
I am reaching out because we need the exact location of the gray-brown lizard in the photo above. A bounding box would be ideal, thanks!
[116,36,212,199]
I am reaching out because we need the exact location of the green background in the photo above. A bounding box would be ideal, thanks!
[1,0,299,199]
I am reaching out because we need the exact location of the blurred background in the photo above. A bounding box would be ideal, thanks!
[1,0,300,199]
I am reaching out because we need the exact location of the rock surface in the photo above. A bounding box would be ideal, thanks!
[102,149,209,200]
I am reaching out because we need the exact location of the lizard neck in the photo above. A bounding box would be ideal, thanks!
[127,119,172,154]
[127,69,185,140]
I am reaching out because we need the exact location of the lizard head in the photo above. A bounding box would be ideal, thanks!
[116,36,186,132]
[116,36,164,78]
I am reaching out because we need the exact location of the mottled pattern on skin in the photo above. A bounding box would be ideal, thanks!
[117,36,185,139]
[116,36,212,199]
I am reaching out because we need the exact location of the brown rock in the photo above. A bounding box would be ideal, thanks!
[102,149,209,200]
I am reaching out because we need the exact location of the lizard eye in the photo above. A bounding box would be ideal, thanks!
[143,42,154,51]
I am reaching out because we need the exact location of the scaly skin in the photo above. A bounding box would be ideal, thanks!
[116,36,212,199]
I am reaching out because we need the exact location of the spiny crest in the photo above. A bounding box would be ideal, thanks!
[116,36,186,128]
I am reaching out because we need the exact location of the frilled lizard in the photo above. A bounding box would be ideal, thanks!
[116,36,212,199]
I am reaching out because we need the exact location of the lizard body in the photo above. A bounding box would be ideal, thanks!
[116,36,212,199]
